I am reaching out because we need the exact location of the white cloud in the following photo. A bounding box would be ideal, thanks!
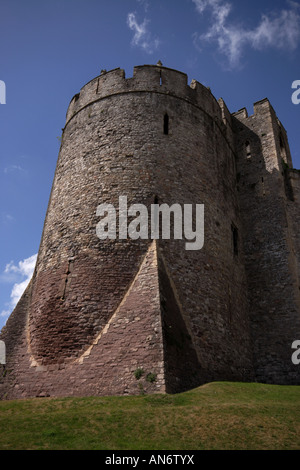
[1,213,15,226]
[10,278,31,307]
[5,254,37,279]
[192,0,300,68]
[0,254,37,321]
[0,309,10,318]
[4,164,26,174]
[127,12,160,54]
[193,0,228,15]
[247,6,300,51]
[137,0,149,12]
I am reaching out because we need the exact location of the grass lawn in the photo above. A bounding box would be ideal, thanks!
[0,381,299,450]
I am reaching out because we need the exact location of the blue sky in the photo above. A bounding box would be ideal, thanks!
[0,0,299,330]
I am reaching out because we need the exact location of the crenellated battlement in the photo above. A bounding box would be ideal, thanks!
[65,64,223,126]
[232,98,276,122]
[232,96,294,171]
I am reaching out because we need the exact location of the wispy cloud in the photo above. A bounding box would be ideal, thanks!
[1,213,15,226]
[0,309,10,319]
[4,164,27,175]
[127,11,160,54]
[0,254,37,320]
[137,0,149,12]
[192,0,300,68]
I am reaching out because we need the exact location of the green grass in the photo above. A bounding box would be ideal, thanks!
[0,382,299,450]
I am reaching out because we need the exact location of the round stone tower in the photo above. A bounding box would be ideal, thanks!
[0,64,254,399]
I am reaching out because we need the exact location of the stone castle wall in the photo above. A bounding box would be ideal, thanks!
[232,100,300,384]
[0,64,299,399]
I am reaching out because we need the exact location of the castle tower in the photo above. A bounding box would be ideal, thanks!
[0,64,299,400]
[232,100,300,384]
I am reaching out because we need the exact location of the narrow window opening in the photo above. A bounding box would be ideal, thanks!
[159,71,162,86]
[280,132,294,200]
[154,195,159,204]
[231,224,238,256]
[261,177,266,196]
[279,133,288,163]
[245,140,251,157]
[60,259,74,300]
[164,113,169,135]
[280,135,284,148]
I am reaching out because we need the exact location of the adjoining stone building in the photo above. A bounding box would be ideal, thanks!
[1,64,299,399]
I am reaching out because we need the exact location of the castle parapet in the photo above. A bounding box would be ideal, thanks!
[232,98,276,123]
[65,64,223,127]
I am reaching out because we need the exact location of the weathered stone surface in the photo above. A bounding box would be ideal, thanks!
[233,100,300,384]
[0,64,299,399]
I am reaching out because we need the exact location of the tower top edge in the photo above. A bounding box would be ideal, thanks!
[65,64,223,126]
[133,64,188,78]
[232,98,276,121]
[81,64,189,90]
